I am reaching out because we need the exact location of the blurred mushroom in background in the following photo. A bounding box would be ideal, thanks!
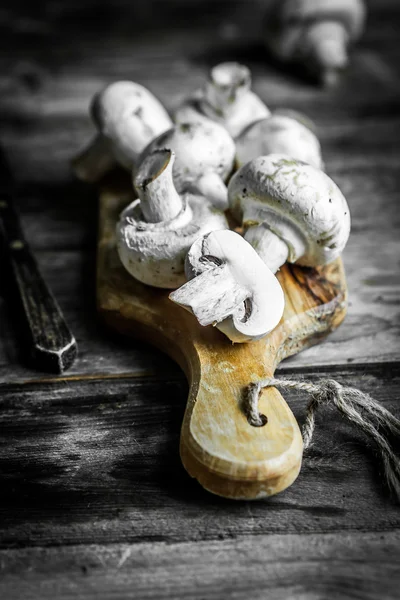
[263,0,367,86]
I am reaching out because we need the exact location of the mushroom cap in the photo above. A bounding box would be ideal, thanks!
[273,108,318,133]
[116,194,228,288]
[228,154,351,267]
[91,81,172,169]
[137,121,236,193]
[274,0,366,39]
[236,114,323,170]
[184,230,285,342]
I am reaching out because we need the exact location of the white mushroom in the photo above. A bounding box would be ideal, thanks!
[228,154,351,273]
[170,230,285,343]
[72,81,172,182]
[264,0,366,86]
[174,62,270,138]
[137,121,235,210]
[116,149,228,288]
[274,108,318,133]
[236,113,323,170]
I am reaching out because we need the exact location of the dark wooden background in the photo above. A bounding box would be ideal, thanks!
[0,0,399,598]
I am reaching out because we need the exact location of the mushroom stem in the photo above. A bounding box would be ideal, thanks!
[191,172,229,211]
[205,63,251,114]
[306,21,348,86]
[71,134,115,182]
[135,150,183,223]
[244,225,289,273]
[170,263,248,327]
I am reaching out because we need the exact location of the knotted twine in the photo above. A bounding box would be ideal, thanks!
[244,377,400,501]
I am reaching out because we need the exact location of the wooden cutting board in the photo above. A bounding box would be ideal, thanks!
[97,176,348,500]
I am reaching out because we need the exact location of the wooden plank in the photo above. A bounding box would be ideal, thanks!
[0,0,398,595]
[0,531,399,600]
[0,363,399,549]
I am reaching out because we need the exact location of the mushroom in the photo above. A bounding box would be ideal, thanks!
[72,81,172,182]
[264,0,366,86]
[116,149,228,288]
[273,108,318,133]
[228,154,351,273]
[170,230,285,343]
[136,121,236,211]
[236,113,323,170]
[174,62,270,138]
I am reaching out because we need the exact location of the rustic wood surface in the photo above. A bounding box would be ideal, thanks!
[0,0,399,598]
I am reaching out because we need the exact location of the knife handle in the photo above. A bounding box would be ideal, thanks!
[0,192,77,373]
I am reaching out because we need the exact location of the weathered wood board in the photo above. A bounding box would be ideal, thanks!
[97,181,347,499]
[1,531,400,600]
[0,0,400,597]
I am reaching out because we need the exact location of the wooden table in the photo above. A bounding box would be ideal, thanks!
[0,1,399,597]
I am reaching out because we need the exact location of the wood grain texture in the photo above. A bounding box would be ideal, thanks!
[0,0,399,596]
[1,531,400,600]
[0,364,399,552]
[0,1,399,381]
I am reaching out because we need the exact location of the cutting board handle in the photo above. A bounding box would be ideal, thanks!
[180,340,303,499]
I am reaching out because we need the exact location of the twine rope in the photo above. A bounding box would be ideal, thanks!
[245,377,400,501]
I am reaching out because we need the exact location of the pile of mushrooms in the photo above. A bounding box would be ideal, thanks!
[171,155,350,341]
[175,63,324,169]
[137,120,235,210]
[117,149,228,288]
[74,64,351,344]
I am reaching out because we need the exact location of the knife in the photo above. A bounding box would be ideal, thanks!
[0,147,77,373]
